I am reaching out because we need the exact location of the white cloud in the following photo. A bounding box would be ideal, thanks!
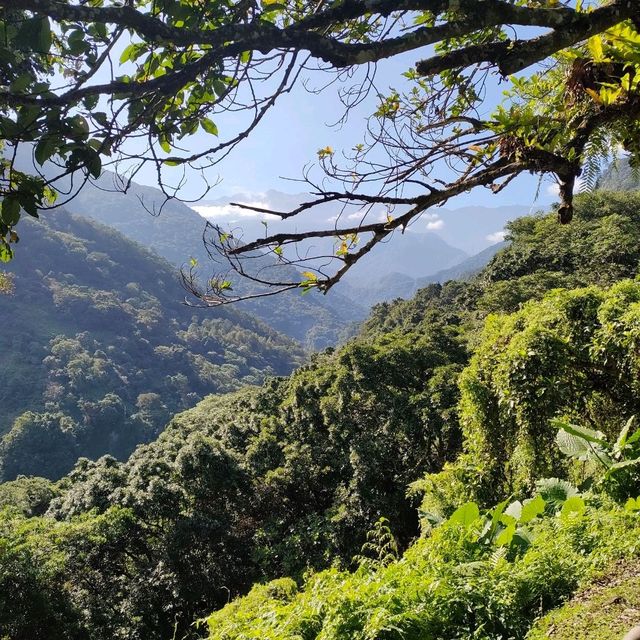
[486,230,506,243]
[546,182,560,197]
[425,219,444,231]
[424,212,440,221]
[327,209,388,223]
[192,201,278,221]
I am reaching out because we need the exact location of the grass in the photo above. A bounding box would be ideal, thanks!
[527,560,640,639]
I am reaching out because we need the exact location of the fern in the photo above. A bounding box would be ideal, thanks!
[354,517,399,568]
[580,126,610,193]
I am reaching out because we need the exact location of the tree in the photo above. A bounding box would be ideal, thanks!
[1,1,640,300]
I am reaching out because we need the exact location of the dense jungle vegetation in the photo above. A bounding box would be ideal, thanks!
[0,209,304,483]
[4,190,640,639]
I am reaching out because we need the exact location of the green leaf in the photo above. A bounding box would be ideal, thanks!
[38,17,52,53]
[67,29,88,56]
[588,35,605,62]
[200,119,219,136]
[448,502,480,528]
[552,419,607,446]
[560,495,586,519]
[93,22,108,40]
[84,148,102,178]
[2,198,21,225]
[536,478,579,509]
[34,138,57,166]
[485,498,510,541]
[212,79,227,97]
[0,241,13,263]
[69,115,90,138]
[625,418,640,446]
[503,500,522,521]
[512,526,534,549]
[607,458,640,472]
[83,94,100,110]
[625,497,640,511]
[10,73,33,93]
[520,495,545,523]
[554,419,610,464]
[615,416,634,452]
[495,522,516,546]
[119,45,133,64]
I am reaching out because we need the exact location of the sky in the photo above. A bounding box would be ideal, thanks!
[126,48,562,213]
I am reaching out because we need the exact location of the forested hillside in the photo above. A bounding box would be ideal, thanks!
[4,191,640,639]
[0,209,303,482]
[49,170,366,349]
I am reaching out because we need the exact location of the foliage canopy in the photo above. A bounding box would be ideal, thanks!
[0,208,303,482]
[2,191,640,638]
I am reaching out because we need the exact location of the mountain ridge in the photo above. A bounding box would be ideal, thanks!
[0,208,304,481]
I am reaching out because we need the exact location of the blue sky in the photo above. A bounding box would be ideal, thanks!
[128,49,560,212]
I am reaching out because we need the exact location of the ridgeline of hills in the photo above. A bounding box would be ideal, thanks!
[338,240,507,306]
[198,191,528,255]
[197,190,529,304]
[597,157,640,191]
[66,177,524,322]
[0,209,304,482]
[3,190,640,639]
[25,169,367,350]
[14,148,531,330]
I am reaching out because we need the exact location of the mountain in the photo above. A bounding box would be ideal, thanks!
[0,209,304,481]
[340,229,467,281]
[332,231,467,306]
[421,241,508,284]
[20,170,366,349]
[335,241,507,306]
[12,148,530,323]
[198,190,529,257]
[197,191,536,305]
[597,157,640,191]
[421,204,529,254]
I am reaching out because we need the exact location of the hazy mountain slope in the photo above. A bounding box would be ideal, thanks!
[341,230,467,281]
[336,242,505,306]
[199,191,471,280]
[52,174,367,348]
[332,232,467,306]
[200,190,528,256]
[420,241,508,284]
[0,210,304,481]
[597,158,640,191]
[424,204,529,254]
[199,191,534,305]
